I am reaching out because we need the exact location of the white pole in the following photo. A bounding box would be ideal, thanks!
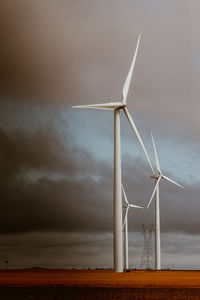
[114,108,123,272]
[155,179,161,270]
[125,217,129,270]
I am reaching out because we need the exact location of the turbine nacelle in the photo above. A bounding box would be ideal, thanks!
[151,174,160,179]
[72,102,126,110]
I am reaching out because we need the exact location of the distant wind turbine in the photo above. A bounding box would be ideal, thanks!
[122,184,143,271]
[147,133,184,270]
[72,34,154,272]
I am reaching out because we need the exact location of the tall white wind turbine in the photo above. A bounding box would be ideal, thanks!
[122,184,143,271]
[72,35,154,272]
[147,133,184,270]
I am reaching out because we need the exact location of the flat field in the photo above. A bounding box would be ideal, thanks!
[1,269,200,287]
[1,270,200,300]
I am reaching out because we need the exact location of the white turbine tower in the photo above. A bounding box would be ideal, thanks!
[72,34,154,272]
[122,184,143,271]
[147,133,184,270]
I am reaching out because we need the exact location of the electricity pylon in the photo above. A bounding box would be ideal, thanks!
[140,224,154,270]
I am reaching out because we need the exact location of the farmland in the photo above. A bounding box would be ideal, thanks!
[1,269,200,299]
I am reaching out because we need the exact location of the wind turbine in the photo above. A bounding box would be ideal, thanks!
[122,184,143,271]
[147,133,184,270]
[72,34,154,272]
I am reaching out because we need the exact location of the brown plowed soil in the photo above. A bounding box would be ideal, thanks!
[1,269,200,287]
[2,270,200,299]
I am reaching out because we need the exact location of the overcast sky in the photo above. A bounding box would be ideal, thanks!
[1,0,200,269]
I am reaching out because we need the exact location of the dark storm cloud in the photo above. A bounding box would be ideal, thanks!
[0,108,197,236]
[0,126,90,185]
[0,122,199,236]
[0,176,111,234]
[0,99,196,237]
[0,121,113,234]
[0,117,104,182]
[0,127,64,178]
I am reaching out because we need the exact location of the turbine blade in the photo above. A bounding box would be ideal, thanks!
[147,176,161,209]
[161,175,184,188]
[122,34,141,104]
[129,204,144,209]
[151,132,161,173]
[122,184,129,204]
[72,102,123,110]
[122,207,129,230]
[123,107,155,174]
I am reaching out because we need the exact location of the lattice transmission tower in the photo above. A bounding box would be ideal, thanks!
[140,224,154,270]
